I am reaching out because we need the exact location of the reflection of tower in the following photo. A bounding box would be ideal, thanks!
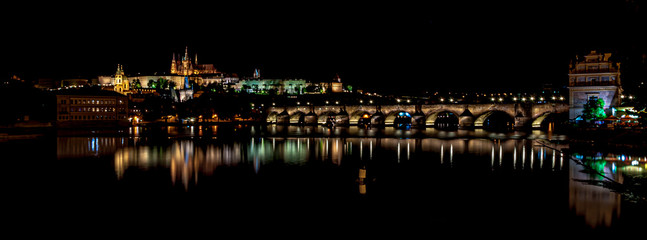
[358,166,367,195]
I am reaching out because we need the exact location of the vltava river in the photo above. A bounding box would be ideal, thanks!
[3,125,645,236]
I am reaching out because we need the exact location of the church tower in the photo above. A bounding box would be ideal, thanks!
[114,64,129,94]
[170,53,177,74]
[182,46,190,76]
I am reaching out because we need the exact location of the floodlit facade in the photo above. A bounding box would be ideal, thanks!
[568,50,622,119]
[55,90,129,127]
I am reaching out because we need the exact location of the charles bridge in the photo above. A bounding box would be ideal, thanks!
[265,103,569,130]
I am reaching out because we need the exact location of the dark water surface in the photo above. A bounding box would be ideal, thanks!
[3,125,645,236]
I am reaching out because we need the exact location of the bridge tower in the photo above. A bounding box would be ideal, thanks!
[568,50,622,120]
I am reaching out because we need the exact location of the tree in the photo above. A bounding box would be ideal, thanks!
[582,98,607,121]
[133,79,142,88]
[147,79,156,89]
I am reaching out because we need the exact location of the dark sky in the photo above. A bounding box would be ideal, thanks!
[4,1,646,94]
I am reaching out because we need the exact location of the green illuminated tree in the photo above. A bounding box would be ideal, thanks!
[582,98,607,121]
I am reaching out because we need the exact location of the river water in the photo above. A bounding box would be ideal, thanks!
[3,125,645,236]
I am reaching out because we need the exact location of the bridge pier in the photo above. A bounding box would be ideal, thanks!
[277,110,290,125]
[458,109,474,129]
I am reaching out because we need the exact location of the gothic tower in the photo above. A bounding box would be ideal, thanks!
[170,53,177,74]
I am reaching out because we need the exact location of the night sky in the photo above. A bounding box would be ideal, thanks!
[4,1,646,94]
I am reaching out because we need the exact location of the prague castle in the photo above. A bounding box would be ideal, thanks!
[170,46,219,76]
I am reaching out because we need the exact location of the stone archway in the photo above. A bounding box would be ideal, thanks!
[475,111,515,130]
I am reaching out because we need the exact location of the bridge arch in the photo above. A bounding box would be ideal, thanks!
[385,110,412,126]
[425,110,461,129]
[317,111,337,124]
[474,110,515,131]
[532,112,567,130]
[290,111,305,124]
[349,110,371,125]
[266,111,279,123]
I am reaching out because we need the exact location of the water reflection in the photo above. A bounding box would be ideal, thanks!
[569,152,647,228]
[59,136,573,189]
[53,129,646,230]
[122,125,569,142]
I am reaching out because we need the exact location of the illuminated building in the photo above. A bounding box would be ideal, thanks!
[170,46,218,76]
[238,78,307,95]
[113,64,129,94]
[321,74,344,93]
[568,50,622,119]
[55,88,129,127]
[237,68,306,94]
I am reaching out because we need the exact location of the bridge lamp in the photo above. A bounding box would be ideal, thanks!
[513,97,518,101]
[559,96,564,101]
[397,99,401,103]
[297,102,300,105]
[621,95,626,99]
[335,101,339,105]
[539,97,544,101]
[491,98,495,102]
[440,98,444,102]
[551,96,556,100]
[326,101,329,104]
[272,102,276,106]
[530,97,535,101]
[306,102,310,105]
[360,100,363,104]
[369,100,374,104]
[521,97,526,101]
[498,98,503,102]
[629,95,634,99]
[449,98,454,103]
[407,99,411,103]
